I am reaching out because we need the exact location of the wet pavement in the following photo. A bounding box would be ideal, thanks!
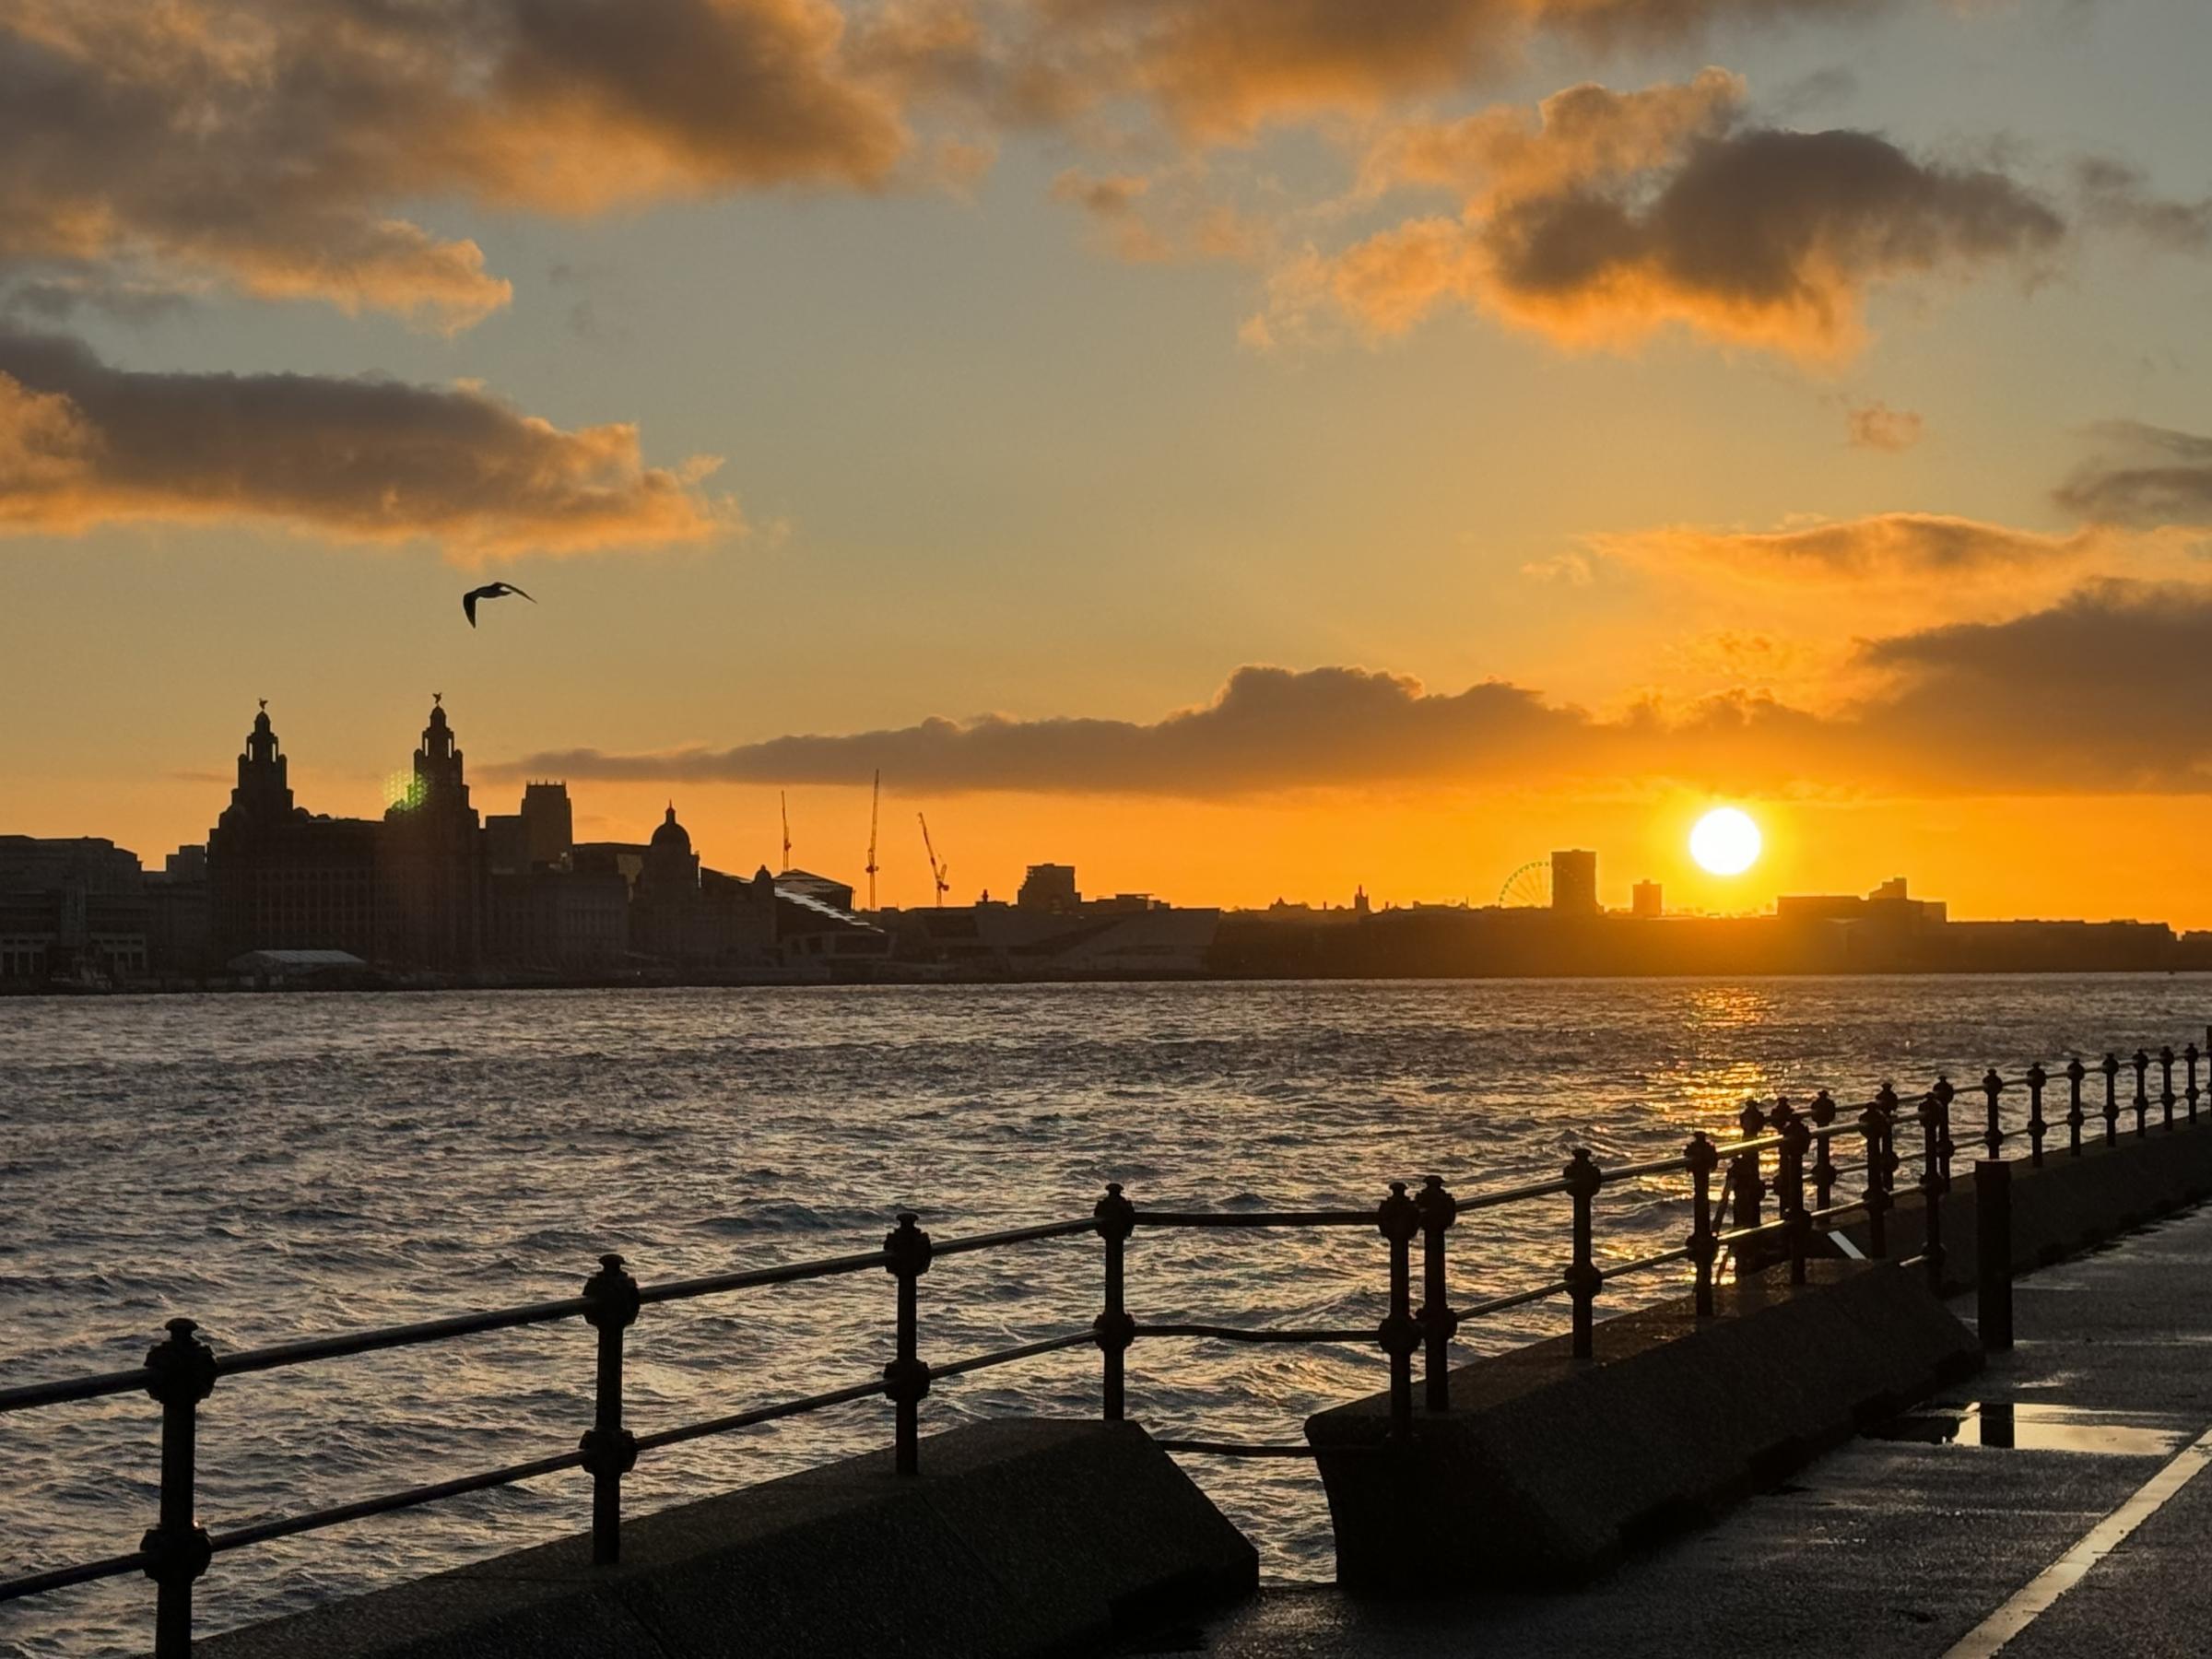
[1159,1200,2212,1658]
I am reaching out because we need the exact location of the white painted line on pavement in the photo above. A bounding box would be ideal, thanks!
[1944,1423,2212,1658]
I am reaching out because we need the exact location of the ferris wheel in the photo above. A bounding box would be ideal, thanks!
[1499,859,1552,909]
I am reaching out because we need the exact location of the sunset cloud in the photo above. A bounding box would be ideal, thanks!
[1026,0,1892,141]
[1846,401,1924,451]
[496,583,2212,799]
[1268,74,2065,358]
[2055,422,2212,528]
[0,0,907,328]
[1591,512,2105,589]
[0,329,733,557]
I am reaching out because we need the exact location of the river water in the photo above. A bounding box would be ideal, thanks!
[5,975,2210,1657]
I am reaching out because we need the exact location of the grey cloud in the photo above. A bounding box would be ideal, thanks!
[0,0,907,328]
[2055,422,2212,527]
[495,585,2212,798]
[2074,158,2212,252]
[0,327,731,556]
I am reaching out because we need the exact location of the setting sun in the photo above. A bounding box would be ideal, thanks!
[1690,807,1763,877]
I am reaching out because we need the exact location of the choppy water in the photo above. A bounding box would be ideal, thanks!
[5,975,2210,1657]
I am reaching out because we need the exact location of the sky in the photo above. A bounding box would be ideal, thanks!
[6,0,2212,922]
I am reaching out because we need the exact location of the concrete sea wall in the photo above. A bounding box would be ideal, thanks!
[193,1420,1255,1659]
[1306,1261,1981,1593]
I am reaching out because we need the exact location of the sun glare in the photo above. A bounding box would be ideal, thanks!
[1690,807,1762,877]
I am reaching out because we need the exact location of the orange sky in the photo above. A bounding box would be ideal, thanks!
[6,1,2212,927]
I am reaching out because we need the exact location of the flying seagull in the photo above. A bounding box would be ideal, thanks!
[463,582,535,628]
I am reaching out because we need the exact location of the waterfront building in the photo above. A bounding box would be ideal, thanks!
[377,699,484,971]
[0,837,151,982]
[1018,864,1081,914]
[206,709,380,962]
[629,805,780,969]
[485,866,629,972]
[1551,849,1599,915]
[144,845,213,974]
[1632,880,1662,920]
[485,782,574,876]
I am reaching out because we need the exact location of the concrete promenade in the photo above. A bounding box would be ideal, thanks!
[1180,1199,2212,1658]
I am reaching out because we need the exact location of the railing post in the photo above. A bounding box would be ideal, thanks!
[1732,1101,1766,1232]
[1376,1182,1421,1438]
[1809,1090,1838,1212]
[1415,1175,1457,1414]
[1975,1159,2014,1351]
[1686,1133,1718,1318]
[1563,1151,1604,1359]
[2102,1053,2120,1146]
[2132,1050,2150,1136]
[1981,1068,2005,1160]
[1777,1113,1811,1286]
[882,1212,933,1476]
[1922,1080,1951,1292]
[142,1317,217,1659]
[1092,1182,1135,1423]
[581,1253,641,1566]
[2025,1064,2048,1168]
[2188,1044,2202,1124]
[2160,1046,2177,1131]
[2065,1058,2086,1157]
[1862,1088,1896,1259]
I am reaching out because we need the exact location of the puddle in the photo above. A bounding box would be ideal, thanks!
[1867,1401,2190,1455]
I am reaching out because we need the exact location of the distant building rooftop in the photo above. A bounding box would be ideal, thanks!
[226,949,368,973]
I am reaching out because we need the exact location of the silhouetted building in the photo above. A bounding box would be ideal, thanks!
[486,866,629,972]
[628,805,778,969]
[771,868,887,973]
[776,869,858,912]
[0,837,152,983]
[1632,880,1662,920]
[1777,877,1947,929]
[485,782,574,876]
[144,844,213,974]
[207,709,380,962]
[1018,864,1081,914]
[378,699,484,971]
[1551,850,1599,916]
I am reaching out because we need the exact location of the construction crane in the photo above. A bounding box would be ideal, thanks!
[780,791,793,872]
[865,771,881,912]
[917,812,950,907]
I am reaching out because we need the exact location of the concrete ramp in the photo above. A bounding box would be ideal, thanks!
[194,1419,1257,1659]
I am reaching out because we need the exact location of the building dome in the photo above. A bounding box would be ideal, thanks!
[651,804,692,853]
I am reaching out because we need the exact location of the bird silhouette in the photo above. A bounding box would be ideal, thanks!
[463,582,535,627]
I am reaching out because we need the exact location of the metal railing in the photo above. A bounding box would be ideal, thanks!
[4,1024,2206,1654]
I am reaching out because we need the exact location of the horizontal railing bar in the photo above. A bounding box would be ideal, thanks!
[1601,1154,1691,1182]
[930,1331,1096,1379]
[931,1218,1098,1258]
[0,1365,153,1416]
[1806,1199,1870,1225]
[1454,1174,1577,1211]
[1600,1244,1692,1283]
[1155,1440,1319,1458]
[217,1297,595,1378]
[630,1378,887,1454]
[1132,1209,1373,1229]
[1716,1218,1792,1247]
[209,1449,588,1554]
[1458,1278,1571,1320]
[636,1248,892,1306]
[1712,1132,1785,1157]
[1137,1323,1372,1345]
[0,1548,153,1605]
